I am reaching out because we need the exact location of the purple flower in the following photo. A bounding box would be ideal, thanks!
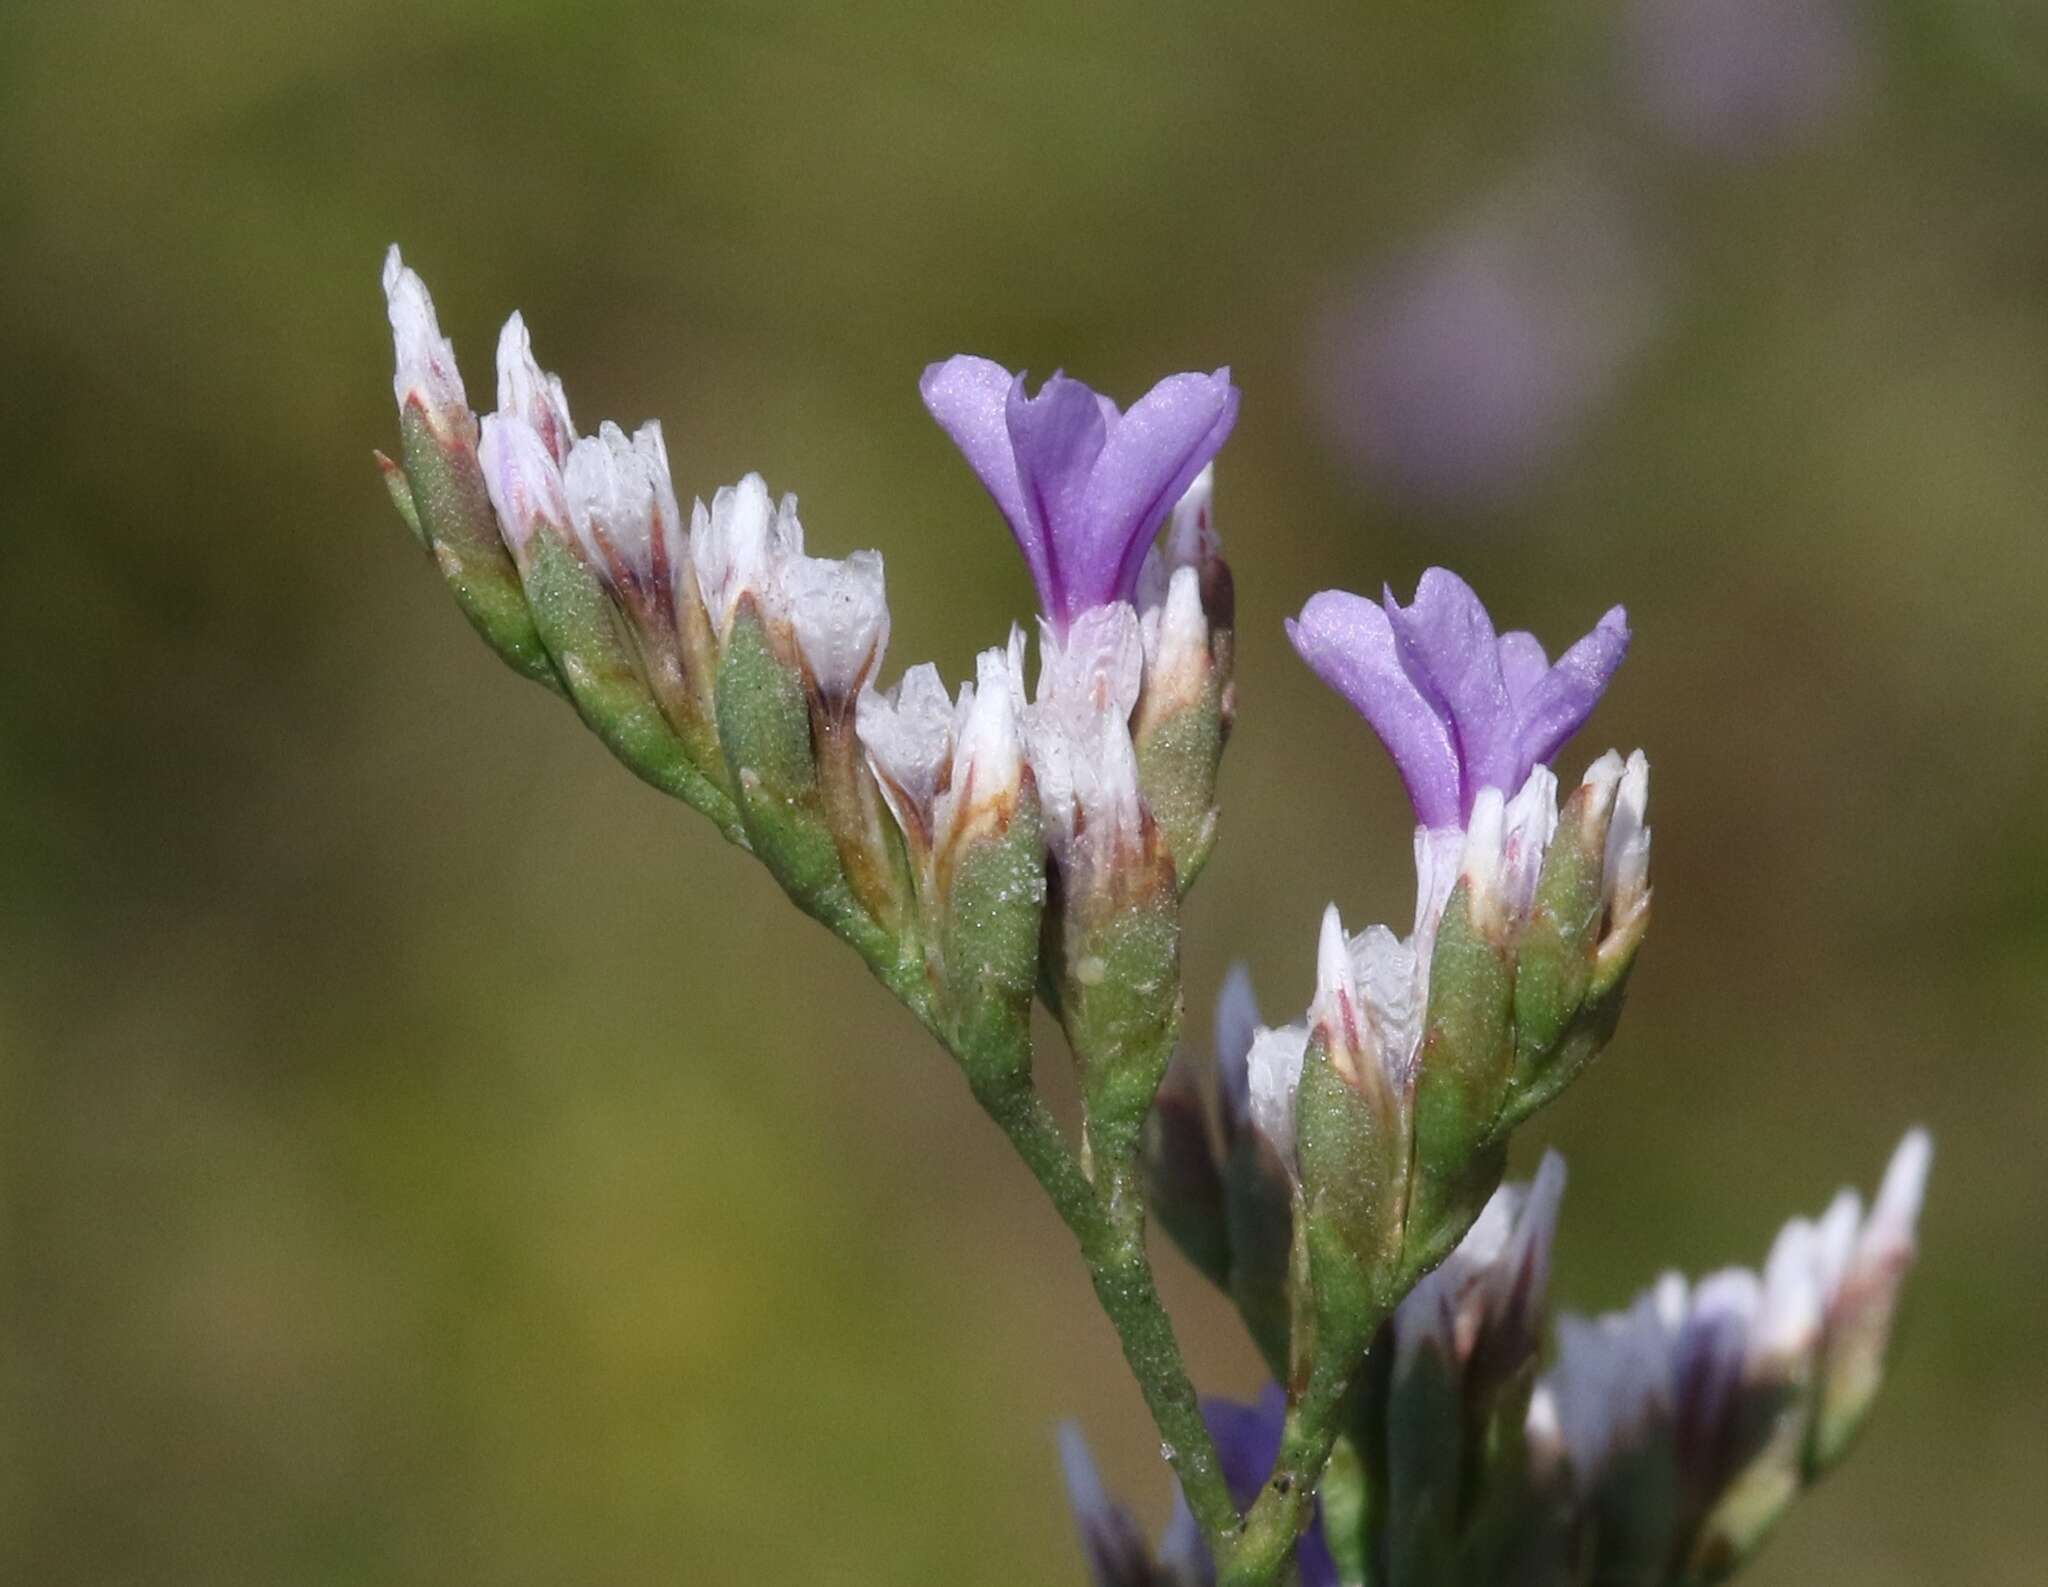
[1288,569,1629,829]
[1205,1387,1340,1587]
[920,355,1239,633]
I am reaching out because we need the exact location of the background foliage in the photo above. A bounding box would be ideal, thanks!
[3,2,2045,1582]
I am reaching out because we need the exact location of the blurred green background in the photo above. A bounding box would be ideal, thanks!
[4,1,2045,1582]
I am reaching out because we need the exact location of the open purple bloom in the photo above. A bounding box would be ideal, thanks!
[1288,569,1629,829]
[920,355,1239,632]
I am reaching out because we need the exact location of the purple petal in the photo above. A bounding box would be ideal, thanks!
[1497,630,1550,712]
[1289,591,1461,828]
[1057,1423,1154,1587]
[1213,963,1261,1143]
[1383,569,1517,804]
[1511,605,1630,773]
[920,355,1039,574]
[1006,372,1114,623]
[1085,369,1240,604]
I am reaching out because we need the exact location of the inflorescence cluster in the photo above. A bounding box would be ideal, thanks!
[377,248,1928,1587]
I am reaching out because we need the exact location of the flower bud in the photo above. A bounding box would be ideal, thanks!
[478,414,737,835]
[1534,1132,1932,1585]
[1209,973,1296,1376]
[1812,1127,1930,1467]
[1026,607,1180,1159]
[1027,604,1160,914]
[495,311,576,466]
[859,639,1044,1085]
[1498,750,1654,1131]
[558,420,726,792]
[781,549,902,930]
[1130,468,1235,887]
[380,247,558,689]
[384,245,467,434]
[680,481,894,957]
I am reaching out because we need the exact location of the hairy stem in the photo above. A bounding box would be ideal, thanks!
[970,1073,1243,1546]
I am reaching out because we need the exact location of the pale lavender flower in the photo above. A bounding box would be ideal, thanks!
[1287,568,1629,830]
[920,356,1239,632]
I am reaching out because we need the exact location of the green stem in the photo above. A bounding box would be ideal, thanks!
[969,1073,1243,1547]
[1217,1305,1389,1586]
[1218,1398,1344,1586]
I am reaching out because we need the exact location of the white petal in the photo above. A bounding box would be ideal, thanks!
[1310,902,1354,1049]
[1860,1127,1932,1267]
[934,631,1028,849]
[1246,1022,1310,1164]
[1811,1188,1864,1305]
[495,311,576,464]
[383,245,467,417]
[1164,462,1218,567]
[1604,750,1652,910]
[1409,821,1468,975]
[477,412,567,555]
[691,473,794,637]
[1026,609,1144,872]
[1500,764,1560,921]
[1349,922,1422,1089]
[1138,563,1208,684]
[1756,1216,1826,1363]
[786,549,890,702]
[1459,785,1509,929]
[563,421,661,584]
[857,663,954,832]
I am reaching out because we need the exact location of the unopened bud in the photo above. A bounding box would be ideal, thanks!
[1498,750,1651,1131]
[495,311,576,466]
[478,412,572,559]
[1812,1128,1930,1468]
[383,245,467,433]
[779,547,901,930]
[1133,564,1227,885]
[381,247,558,690]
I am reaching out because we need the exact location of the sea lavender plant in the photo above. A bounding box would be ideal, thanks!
[374,248,1929,1587]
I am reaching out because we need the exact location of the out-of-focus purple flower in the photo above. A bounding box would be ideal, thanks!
[1288,568,1629,830]
[1056,1424,1211,1587]
[920,355,1239,632]
[1625,0,1870,158]
[1204,1387,1340,1587]
[1309,168,1660,509]
[1530,1130,1932,1574]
